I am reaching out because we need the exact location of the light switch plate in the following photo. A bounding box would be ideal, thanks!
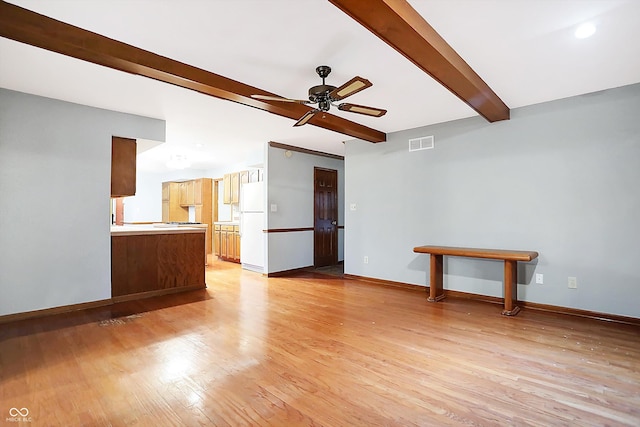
[270,204,277,212]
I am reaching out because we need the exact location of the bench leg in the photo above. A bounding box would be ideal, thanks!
[428,254,445,302]
[501,260,520,316]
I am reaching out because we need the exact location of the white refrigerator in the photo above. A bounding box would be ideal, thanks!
[239,181,265,273]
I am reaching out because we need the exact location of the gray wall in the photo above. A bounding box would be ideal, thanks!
[345,83,640,318]
[266,144,345,274]
[0,89,165,316]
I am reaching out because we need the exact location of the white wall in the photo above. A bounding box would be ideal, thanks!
[345,83,640,318]
[0,89,165,316]
[266,144,345,274]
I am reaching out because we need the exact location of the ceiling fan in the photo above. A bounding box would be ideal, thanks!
[251,65,387,127]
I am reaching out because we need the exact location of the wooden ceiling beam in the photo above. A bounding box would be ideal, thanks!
[329,0,510,122]
[0,1,386,143]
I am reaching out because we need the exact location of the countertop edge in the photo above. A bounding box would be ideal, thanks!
[111,226,207,236]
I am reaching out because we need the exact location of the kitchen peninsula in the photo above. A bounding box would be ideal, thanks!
[111,225,206,301]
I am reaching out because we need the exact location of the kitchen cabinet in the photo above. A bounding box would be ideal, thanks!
[213,224,221,256]
[248,169,261,183]
[223,172,240,204]
[111,136,136,197]
[162,179,213,254]
[240,170,249,185]
[111,228,206,300]
[223,169,263,205]
[179,180,195,206]
[161,182,188,222]
[215,223,240,263]
[194,178,203,205]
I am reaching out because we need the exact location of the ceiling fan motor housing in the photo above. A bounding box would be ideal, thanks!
[308,84,337,110]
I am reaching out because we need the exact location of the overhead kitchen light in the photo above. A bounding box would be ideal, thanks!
[166,154,191,169]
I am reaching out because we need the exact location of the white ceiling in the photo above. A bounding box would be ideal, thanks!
[2,0,639,173]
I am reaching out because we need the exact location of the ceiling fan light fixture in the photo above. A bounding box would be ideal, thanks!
[330,76,372,100]
[338,103,387,117]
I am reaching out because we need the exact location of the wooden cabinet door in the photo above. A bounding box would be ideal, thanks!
[220,229,228,258]
[111,136,136,197]
[223,174,231,204]
[213,226,221,256]
[194,179,203,205]
[179,180,195,206]
[162,182,170,201]
[186,180,195,205]
[240,170,249,185]
[179,182,187,206]
[248,169,261,183]
[234,226,241,262]
[231,172,240,204]
[162,201,169,222]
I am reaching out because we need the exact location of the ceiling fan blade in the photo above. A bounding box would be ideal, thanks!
[338,103,387,117]
[251,94,310,104]
[293,110,318,127]
[329,76,372,100]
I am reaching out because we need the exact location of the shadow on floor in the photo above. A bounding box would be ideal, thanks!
[308,262,344,278]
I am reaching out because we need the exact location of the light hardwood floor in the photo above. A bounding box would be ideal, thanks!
[1,259,639,426]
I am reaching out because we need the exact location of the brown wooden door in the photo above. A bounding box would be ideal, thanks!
[314,167,338,267]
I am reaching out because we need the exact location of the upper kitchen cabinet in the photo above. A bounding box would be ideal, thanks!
[111,136,136,197]
[162,182,188,222]
[223,169,262,204]
[179,180,195,206]
[223,172,240,204]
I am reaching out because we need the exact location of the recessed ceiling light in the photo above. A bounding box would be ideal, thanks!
[195,143,203,148]
[575,22,596,39]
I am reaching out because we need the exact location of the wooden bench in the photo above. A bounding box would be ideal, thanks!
[412,246,539,316]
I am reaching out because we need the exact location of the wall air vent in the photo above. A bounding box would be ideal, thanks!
[408,136,434,152]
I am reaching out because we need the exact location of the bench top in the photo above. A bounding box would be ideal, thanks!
[413,245,539,262]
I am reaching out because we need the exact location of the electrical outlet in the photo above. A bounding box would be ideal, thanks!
[363,256,369,264]
[350,203,357,211]
[535,273,544,284]
[568,277,577,289]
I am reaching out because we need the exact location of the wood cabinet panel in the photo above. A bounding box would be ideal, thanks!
[213,224,221,256]
[161,200,169,223]
[111,136,136,197]
[223,173,240,204]
[194,179,203,205]
[223,174,231,204]
[163,182,188,222]
[216,224,240,263]
[162,182,170,201]
[179,180,195,206]
[111,232,205,298]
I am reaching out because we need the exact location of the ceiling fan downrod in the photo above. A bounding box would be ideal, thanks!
[309,65,337,110]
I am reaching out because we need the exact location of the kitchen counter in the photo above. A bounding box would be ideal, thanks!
[214,221,239,225]
[111,224,207,236]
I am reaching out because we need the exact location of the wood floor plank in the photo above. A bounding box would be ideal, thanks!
[1,260,639,426]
